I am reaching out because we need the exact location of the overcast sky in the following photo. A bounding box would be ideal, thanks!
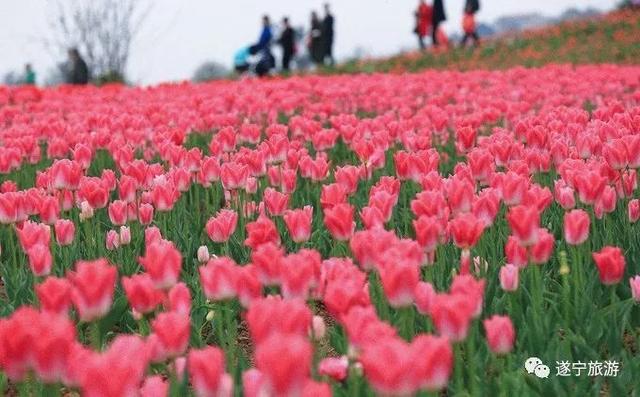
[0,0,614,85]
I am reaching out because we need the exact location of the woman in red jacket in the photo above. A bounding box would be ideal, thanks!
[414,0,432,50]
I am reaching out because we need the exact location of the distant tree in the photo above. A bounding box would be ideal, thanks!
[192,61,231,82]
[44,0,151,83]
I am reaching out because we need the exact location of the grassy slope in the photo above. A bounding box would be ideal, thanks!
[332,9,640,74]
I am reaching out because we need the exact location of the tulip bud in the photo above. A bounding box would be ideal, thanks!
[558,250,570,275]
[79,201,94,221]
[311,315,326,340]
[499,264,519,292]
[106,230,120,251]
[197,245,210,263]
[630,276,640,303]
[119,226,131,245]
[206,310,215,322]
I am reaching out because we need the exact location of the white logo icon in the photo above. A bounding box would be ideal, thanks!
[525,357,550,378]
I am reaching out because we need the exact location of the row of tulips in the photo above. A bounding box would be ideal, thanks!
[0,64,639,395]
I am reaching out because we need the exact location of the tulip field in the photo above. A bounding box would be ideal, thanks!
[1,63,640,396]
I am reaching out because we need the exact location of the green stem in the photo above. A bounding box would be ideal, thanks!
[90,321,102,351]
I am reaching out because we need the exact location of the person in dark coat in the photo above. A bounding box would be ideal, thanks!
[431,0,447,46]
[309,11,324,65]
[321,3,335,66]
[277,17,295,72]
[67,48,89,85]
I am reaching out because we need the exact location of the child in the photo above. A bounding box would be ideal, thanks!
[460,4,479,47]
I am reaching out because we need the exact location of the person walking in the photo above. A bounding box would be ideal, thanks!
[309,11,324,66]
[66,48,89,85]
[278,17,295,72]
[414,0,432,50]
[321,3,335,66]
[23,64,36,85]
[431,0,446,47]
[253,15,273,53]
[460,0,480,47]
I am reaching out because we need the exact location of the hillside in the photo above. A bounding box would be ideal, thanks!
[333,9,640,74]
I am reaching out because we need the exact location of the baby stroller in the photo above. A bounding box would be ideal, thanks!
[234,46,275,77]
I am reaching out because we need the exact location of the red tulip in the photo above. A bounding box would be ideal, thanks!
[335,165,362,194]
[144,226,162,246]
[167,282,192,316]
[319,356,349,381]
[483,315,515,355]
[530,228,555,265]
[505,235,528,267]
[27,243,53,276]
[320,183,347,210]
[38,195,59,224]
[151,311,190,358]
[122,273,164,315]
[220,162,249,190]
[105,230,120,251]
[255,333,312,397]
[0,192,18,224]
[36,276,72,315]
[108,200,128,226]
[188,346,233,397]
[78,177,109,209]
[429,293,475,342]
[451,274,485,317]
[499,264,519,292]
[507,205,540,246]
[69,259,117,321]
[283,206,313,243]
[244,215,280,250]
[281,249,320,300]
[151,179,179,212]
[138,203,154,225]
[379,255,420,308]
[49,159,82,190]
[138,239,182,289]
[414,281,436,315]
[592,246,625,285]
[449,212,484,250]
[323,203,355,241]
[78,335,149,397]
[554,180,576,209]
[199,256,238,301]
[564,209,590,245]
[140,376,169,397]
[368,190,395,222]
[411,334,453,391]
[360,337,415,395]
[246,296,312,344]
[263,187,289,216]
[72,144,93,170]
[16,220,50,252]
[54,219,75,246]
[206,209,238,243]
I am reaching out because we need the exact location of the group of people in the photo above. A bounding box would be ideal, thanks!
[234,4,335,77]
[414,0,481,50]
[19,48,89,86]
